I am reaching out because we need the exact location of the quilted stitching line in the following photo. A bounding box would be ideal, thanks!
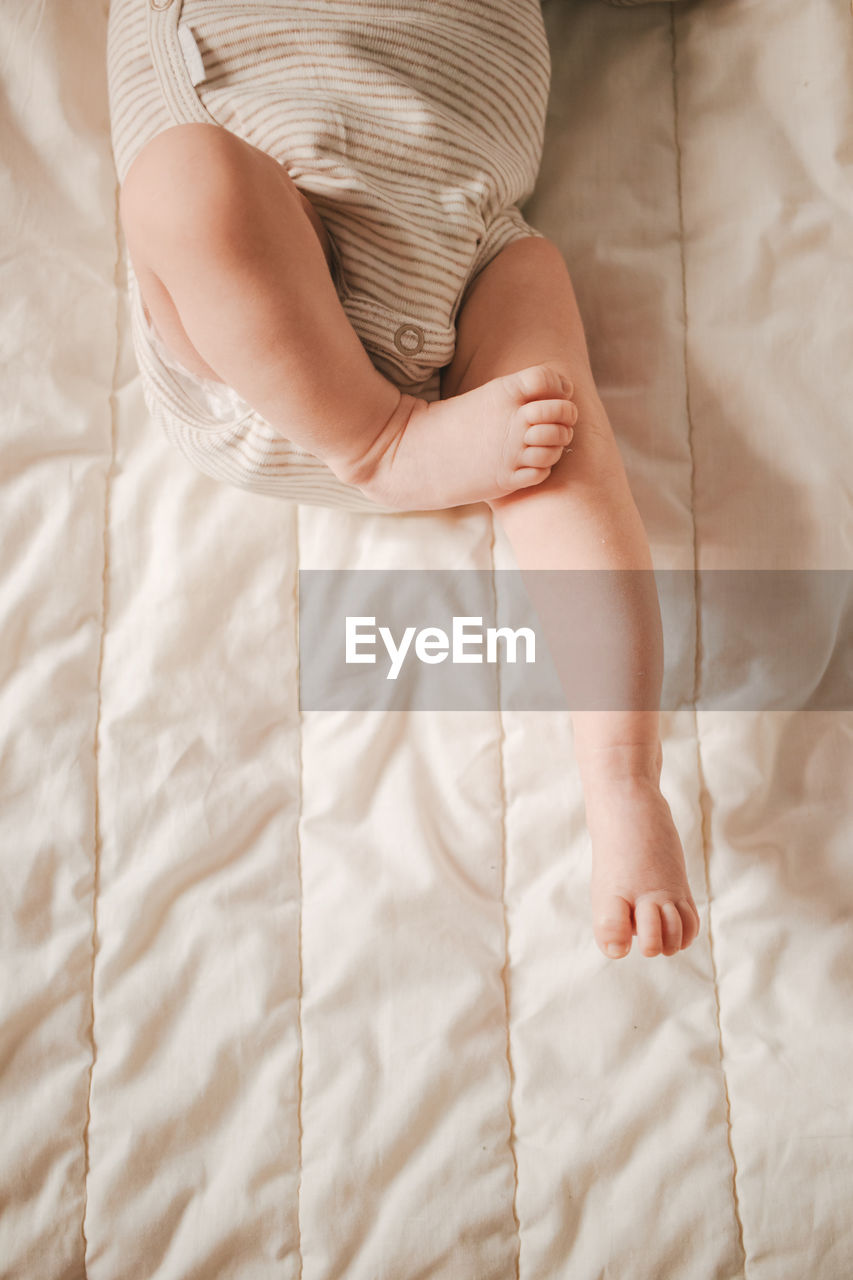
[488,517,522,1280]
[669,8,747,1275]
[80,161,123,1279]
[293,512,306,1278]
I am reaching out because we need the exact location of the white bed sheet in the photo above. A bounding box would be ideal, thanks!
[1,0,851,1276]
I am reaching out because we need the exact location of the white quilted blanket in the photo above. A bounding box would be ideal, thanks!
[1,1,851,1276]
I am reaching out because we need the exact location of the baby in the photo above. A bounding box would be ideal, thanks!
[109,0,699,960]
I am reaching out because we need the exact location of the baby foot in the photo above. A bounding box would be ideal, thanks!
[343,363,577,510]
[584,776,701,959]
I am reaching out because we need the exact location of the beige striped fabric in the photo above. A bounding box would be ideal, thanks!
[107,0,551,510]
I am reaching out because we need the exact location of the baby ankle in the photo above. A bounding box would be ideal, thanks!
[332,393,425,506]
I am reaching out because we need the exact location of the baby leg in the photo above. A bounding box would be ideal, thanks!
[443,236,700,960]
[119,124,575,510]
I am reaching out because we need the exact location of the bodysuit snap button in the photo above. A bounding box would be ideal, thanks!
[393,323,425,356]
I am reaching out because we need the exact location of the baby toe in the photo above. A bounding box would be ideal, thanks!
[594,896,633,960]
[524,422,573,448]
[514,364,572,403]
[509,465,554,491]
[659,901,683,956]
[677,898,701,949]
[636,899,664,957]
[520,444,565,469]
[523,398,577,428]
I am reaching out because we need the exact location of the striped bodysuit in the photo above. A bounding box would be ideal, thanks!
[107,0,551,510]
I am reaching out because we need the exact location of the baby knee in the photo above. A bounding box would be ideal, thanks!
[120,124,258,260]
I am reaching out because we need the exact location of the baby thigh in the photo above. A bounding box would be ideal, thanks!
[119,123,333,380]
[118,122,402,473]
